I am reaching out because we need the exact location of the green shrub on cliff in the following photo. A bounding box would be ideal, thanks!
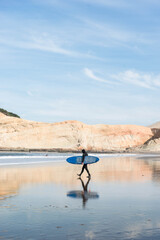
[0,108,20,118]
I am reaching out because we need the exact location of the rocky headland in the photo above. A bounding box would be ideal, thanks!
[0,111,156,152]
[130,125,160,152]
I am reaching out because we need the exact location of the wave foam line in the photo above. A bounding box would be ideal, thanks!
[0,156,69,159]
[0,159,65,166]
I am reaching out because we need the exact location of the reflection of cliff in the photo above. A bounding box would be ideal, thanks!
[91,157,153,182]
[138,156,160,183]
[151,162,160,182]
[0,163,79,199]
[0,185,17,200]
[0,157,156,200]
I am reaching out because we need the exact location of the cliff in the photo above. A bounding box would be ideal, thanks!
[131,128,160,152]
[0,112,153,152]
[126,121,160,152]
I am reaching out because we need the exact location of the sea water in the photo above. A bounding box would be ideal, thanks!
[0,152,160,240]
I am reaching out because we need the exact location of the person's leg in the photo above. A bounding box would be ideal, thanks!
[84,164,91,177]
[78,164,85,176]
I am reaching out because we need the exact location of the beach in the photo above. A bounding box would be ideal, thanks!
[0,153,160,240]
[1,0,160,239]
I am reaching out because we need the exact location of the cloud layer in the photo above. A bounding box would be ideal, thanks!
[0,0,160,125]
[84,68,160,90]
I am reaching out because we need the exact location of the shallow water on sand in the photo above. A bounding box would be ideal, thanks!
[0,153,160,240]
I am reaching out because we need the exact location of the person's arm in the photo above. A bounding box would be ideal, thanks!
[82,154,85,164]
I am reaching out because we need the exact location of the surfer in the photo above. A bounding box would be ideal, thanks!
[77,149,91,178]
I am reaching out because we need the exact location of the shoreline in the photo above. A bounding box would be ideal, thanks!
[0,148,160,155]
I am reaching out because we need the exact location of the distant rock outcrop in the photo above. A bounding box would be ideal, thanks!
[126,121,160,152]
[0,108,20,118]
[132,128,160,152]
[0,112,153,152]
[148,121,160,129]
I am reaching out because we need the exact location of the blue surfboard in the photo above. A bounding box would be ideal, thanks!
[67,190,99,199]
[66,156,99,165]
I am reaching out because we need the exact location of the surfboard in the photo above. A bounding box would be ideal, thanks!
[67,190,99,199]
[66,155,99,165]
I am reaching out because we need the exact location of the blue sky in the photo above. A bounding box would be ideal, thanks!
[0,0,160,125]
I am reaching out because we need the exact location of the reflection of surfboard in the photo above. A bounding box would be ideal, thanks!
[67,190,99,199]
[66,156,99,165]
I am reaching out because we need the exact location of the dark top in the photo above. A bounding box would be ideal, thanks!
[82,151,88,163]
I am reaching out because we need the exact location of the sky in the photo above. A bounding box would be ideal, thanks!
[0,0,160,125]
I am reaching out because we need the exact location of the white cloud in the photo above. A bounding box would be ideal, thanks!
[71,17,151,52]
[26,89,41,97]
[33,0,160,10]
[0,7,154,61]
[86,0,130,9]
[32,0,126,9]
[27,91,34,97]
[27,36,73,55]
[0,27,104,60]
[77,0,160,10]
[84,68,160,89]
[0,34,74,56]
[112,70,160,89]
[30,0,156,53]
[84,68,118,85]
[82,19,132,42]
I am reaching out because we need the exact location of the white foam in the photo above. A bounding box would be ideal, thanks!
[0,153,159,167]
[0,155,68,159]
[0,153,155,160]
[0,159,65,166]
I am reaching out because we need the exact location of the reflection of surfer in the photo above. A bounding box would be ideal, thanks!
[67,178,99,209]
[79,177,91,208]
[77,149,91,178]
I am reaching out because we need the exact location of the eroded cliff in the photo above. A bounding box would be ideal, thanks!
[0,113,153,152]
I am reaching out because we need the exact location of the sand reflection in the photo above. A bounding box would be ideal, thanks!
[0,156,159,199]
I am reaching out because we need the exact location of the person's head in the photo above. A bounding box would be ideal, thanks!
[82,149,86,153]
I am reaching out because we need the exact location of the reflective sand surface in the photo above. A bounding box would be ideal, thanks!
[0,154,160,239]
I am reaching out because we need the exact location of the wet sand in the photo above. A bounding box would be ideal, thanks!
[0,154,160,239]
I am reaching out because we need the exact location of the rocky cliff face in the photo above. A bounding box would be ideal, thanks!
[0,113,153,152]
[132,128,160,152]
[127,121,160,152]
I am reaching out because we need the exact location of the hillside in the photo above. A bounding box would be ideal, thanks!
[0,108,20,118]
[131,128,160,152]
[149,121,160,129]
[130,121,160,152]
[0,112,153,152]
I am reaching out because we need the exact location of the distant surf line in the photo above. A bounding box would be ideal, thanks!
[0,159,66,166]
[0,153,158,161]
[0,156,69,159]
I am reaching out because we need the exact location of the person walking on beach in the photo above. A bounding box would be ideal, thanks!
[77,149,91,178]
